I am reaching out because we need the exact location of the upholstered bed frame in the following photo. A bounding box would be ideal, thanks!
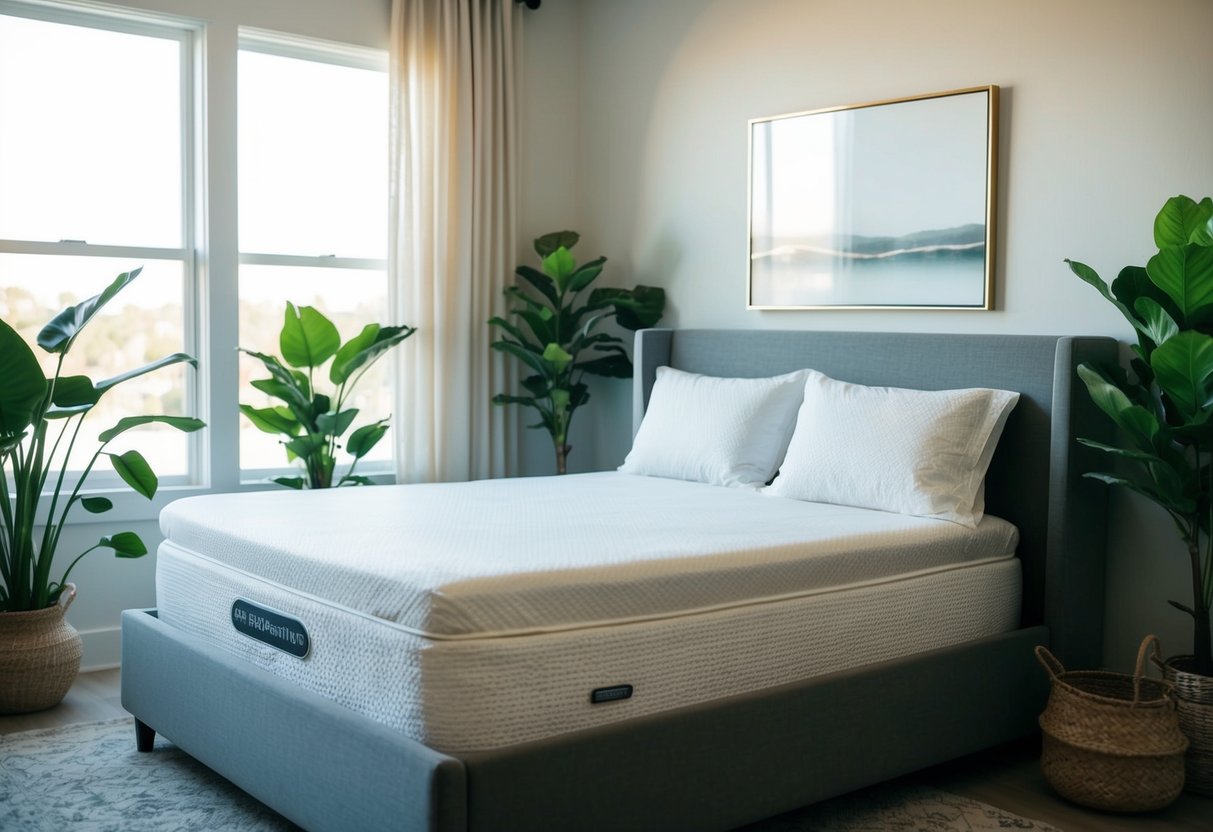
[121,328,1116,832]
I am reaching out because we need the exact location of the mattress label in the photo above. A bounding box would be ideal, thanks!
[590,684,633,704]
[231,599,311,659]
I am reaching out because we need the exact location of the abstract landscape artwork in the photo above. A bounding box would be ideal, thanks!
[748,86,998,310]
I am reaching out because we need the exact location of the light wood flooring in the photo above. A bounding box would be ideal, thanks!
[2,669,1210,831]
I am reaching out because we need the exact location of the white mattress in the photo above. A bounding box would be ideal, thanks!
[156,472,1022,753]
[160,472,1018,637]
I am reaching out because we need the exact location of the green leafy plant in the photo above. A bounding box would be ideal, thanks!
[0,269,205,612]
[489,230,666,474]
[1068,194,1213,676]
[239,303,415,489]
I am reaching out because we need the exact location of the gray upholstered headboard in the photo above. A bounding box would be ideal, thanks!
[632,328,1117,668]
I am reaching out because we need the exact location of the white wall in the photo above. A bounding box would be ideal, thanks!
[562,0,1213,669]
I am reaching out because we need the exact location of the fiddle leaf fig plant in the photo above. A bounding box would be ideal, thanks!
[1068,194,1213,676]
[0,269,205,612]
[239,302,415,489]
[489,231,666,474]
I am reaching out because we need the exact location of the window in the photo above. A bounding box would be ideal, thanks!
[0,3,198,480]
[236,32,390,475]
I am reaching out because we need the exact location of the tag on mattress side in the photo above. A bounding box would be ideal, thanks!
[590,684,633,704]
[231,598,311,659]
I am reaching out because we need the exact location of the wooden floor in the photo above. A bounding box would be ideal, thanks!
[3,669,1211,831]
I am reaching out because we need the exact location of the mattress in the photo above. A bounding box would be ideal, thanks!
[156,472,1022,753]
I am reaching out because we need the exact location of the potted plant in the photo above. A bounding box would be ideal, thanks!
[0,269,205,713]
[239,302,415,488]
[489,231,666,474]
[1067,193,1213,794]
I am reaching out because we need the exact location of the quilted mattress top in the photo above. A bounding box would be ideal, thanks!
[158,472,1018,638]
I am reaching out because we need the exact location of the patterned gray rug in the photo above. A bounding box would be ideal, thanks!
[0,718,1061,831]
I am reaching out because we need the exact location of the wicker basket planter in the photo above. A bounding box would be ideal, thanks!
[0,584,83,714]
[1156,655,1213,797]
[1036,635,1188,812]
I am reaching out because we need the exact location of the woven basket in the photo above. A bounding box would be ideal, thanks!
[0,584,83,714]
[1036,635,1187,812]
[1155,654,1213,796]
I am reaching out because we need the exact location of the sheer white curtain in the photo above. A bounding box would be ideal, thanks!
[389,0,519,482]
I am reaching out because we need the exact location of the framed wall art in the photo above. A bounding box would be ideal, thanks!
[747,85,999,310]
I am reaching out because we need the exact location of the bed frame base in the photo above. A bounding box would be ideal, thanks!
[122,608,1048,832]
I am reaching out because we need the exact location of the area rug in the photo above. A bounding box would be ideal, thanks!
[1,718,1062,831]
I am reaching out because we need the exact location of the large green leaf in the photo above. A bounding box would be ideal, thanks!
[99,531,148,558]
[271,477,305,490]
[1150,330,1213,419]
[1134,297,1179,347]
[1067,259,1150,336]
[541,343,573,373]
[346,420,388,459]
[588,285,666,330]
[0,319,48,436]
[280,303,341,369]
[329,324,414,385]
[239,405,300,436]
[37,268,142,354]
[1146,244,1213,321]
[238,350,311,415]
[516,308,557,345]
[316,408,358,438]
[1076,363,1162,450]
[1154,195,1213,248]
[534,230,579,258]
[250,378,298,402]
[492,340,550,377]
[514,265,560,306]
[566,257,606,294]
[50,376,100,409]
[542,247,577,292]
[285,434,326,458]
[80,496,113,514]
[98,415,205,443]
[106,450,158,499]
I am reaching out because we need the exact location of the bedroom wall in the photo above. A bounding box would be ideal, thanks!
[560,0,1213,670]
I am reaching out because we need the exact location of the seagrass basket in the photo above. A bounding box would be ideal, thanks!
[1036,635,1187,812]
[1155,653,1213,796]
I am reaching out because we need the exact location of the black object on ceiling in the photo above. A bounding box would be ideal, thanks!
[515,0,540,9]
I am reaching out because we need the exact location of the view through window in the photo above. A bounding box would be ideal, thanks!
[0,8,195,479]
[237,40,391,475]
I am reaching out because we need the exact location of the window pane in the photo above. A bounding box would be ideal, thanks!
[0,255,191,477]
[238,265,392,473]
[238,50,387,258]
[0,15,183,247]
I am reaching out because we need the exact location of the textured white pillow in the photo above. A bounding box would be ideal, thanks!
[619,366,810,488]
[765,374,1019,527]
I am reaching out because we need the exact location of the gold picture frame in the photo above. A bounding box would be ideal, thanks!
[747,85,999,311]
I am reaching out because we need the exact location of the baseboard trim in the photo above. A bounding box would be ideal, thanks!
[79,626,121,671]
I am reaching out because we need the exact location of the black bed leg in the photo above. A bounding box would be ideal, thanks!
[135,719,156,752]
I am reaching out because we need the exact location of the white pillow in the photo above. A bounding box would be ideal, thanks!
[619,366,809,488]
[765,373,1019,527]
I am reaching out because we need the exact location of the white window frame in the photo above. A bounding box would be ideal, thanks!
[0,0,205,496]
[235,28,392,485]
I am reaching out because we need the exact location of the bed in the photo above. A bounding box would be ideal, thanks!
[121,328,1116,832]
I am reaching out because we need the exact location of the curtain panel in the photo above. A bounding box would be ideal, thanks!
[389,0,520,482]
